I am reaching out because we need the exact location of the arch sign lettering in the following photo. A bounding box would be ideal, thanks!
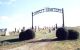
[32,8,64,29]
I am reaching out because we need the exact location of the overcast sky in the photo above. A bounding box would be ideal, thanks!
[0,0,80,31]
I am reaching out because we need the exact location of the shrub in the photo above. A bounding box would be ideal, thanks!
[68,29,79,40]
[56,27,68,40]
[19,29,35,41]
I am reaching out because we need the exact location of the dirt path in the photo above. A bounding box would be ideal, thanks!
[0,39,50,50]
[1,39,80,50]
[7,42,49,50]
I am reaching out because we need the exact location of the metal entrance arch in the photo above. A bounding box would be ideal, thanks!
[32,8,64,29]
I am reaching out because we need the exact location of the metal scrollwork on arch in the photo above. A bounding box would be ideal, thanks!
[32,8,64,29]
[33,8,63,16]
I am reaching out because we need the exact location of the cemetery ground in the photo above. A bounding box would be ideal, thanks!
[0,27,80,50]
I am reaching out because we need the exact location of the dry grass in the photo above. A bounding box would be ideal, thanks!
[0,28,80,50]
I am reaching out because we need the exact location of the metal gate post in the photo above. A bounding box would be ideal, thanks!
[32,12,34,29]
[62,8,65,27]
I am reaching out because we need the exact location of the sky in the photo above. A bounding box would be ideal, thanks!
[0,0,80,31]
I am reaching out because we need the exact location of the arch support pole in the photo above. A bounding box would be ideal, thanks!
[62,8,65,27]
[32,12,34,29]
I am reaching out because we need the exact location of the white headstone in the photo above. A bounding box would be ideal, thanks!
[5,31,10,36]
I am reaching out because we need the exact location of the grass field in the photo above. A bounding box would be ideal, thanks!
[0,27,80,50]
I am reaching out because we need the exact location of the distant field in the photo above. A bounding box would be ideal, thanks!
[0,27,80,50]
[0,29,55,41]
[0,35,19,41]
